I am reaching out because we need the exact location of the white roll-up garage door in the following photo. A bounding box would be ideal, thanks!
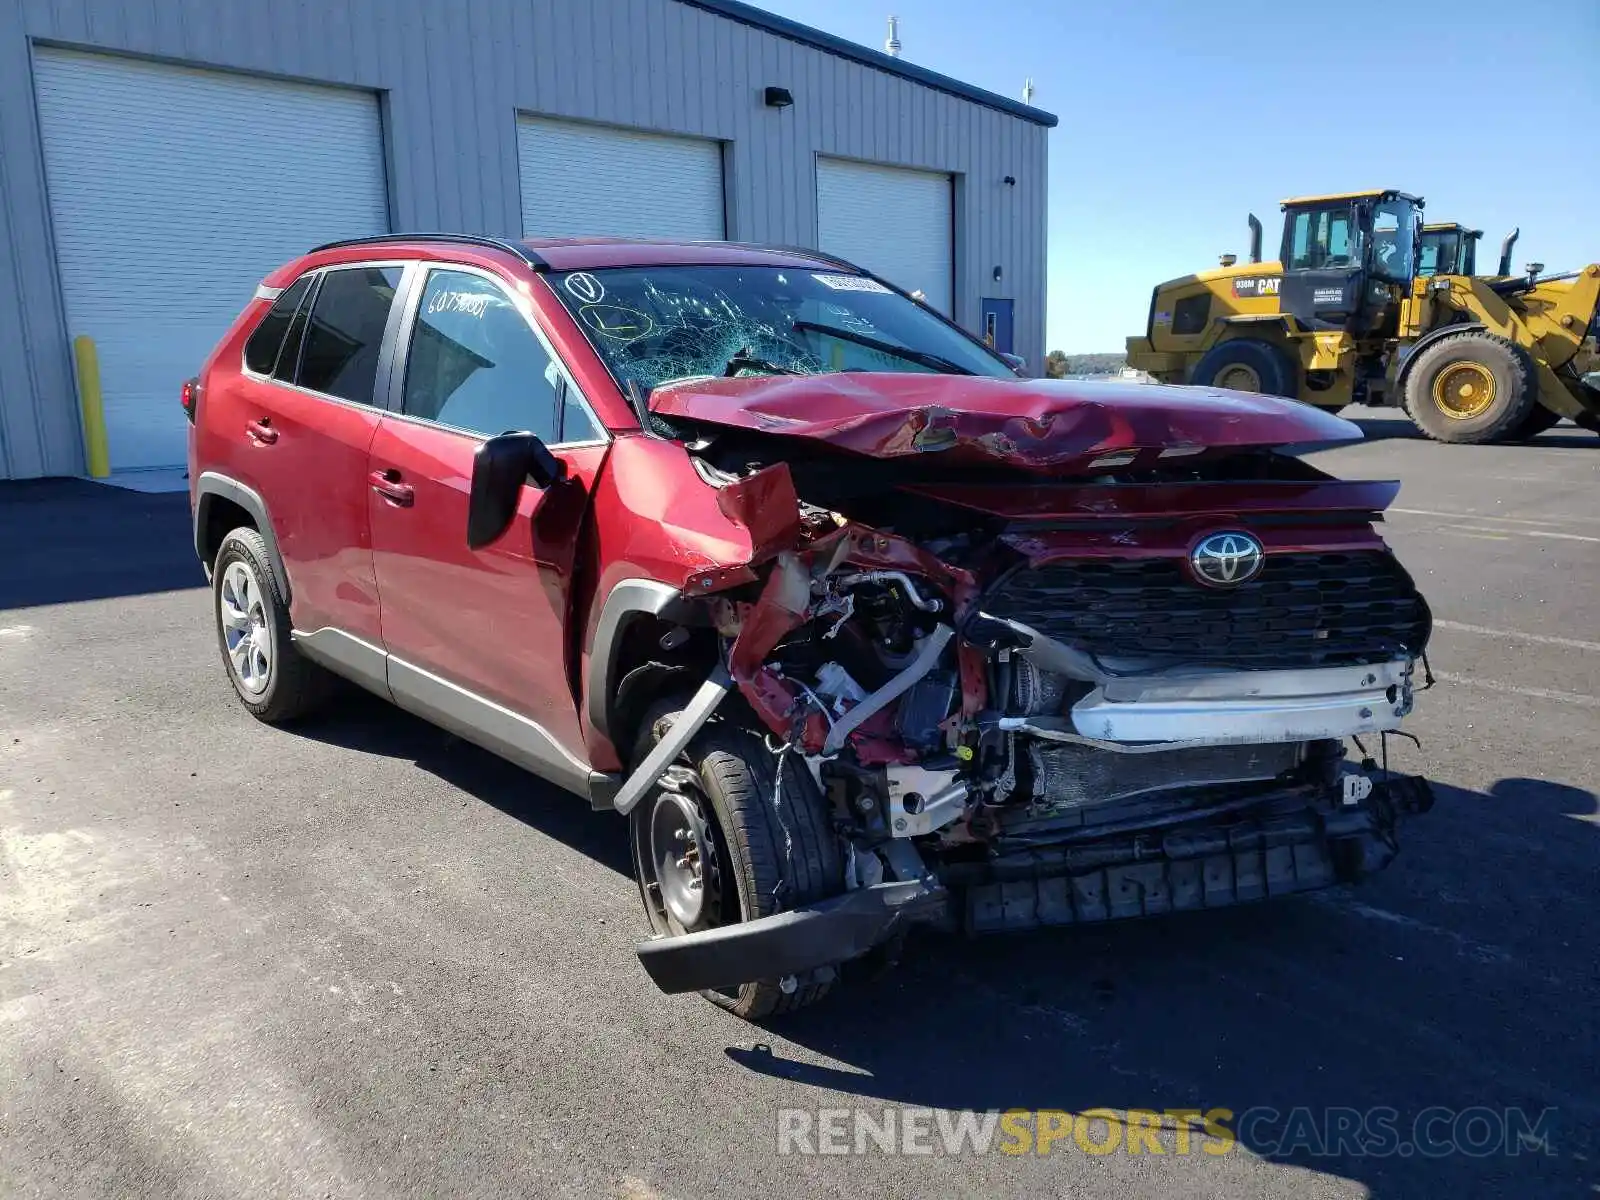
[33,49,389,472]
[816,158,954,316]
[517,116,725,241]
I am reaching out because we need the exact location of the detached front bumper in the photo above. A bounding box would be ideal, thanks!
[635,879,946,995]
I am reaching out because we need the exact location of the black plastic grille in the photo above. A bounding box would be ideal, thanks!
[987,552,1429,669]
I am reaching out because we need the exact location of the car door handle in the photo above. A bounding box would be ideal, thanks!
[369,469,415,507]
[245,418,278,445]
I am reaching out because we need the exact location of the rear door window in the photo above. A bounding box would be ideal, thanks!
[296,266,404,404]
[243,275,312,376]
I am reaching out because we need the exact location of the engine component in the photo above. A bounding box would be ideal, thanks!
[896,670,959,748]
[1011,657,1068,716]
[813,661,866,712]
[836,570,944,613]
[822,625,954,755]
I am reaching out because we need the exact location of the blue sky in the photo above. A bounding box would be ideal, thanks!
[757,0,1600,353]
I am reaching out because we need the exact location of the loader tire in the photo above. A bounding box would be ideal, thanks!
[1402,330,1537,444]
[1190,338,1298,398]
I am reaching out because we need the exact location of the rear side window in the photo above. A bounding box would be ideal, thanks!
[243,276,312,375]
[297,266,403,404]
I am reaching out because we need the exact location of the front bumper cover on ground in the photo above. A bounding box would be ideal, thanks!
[635,879,945,995]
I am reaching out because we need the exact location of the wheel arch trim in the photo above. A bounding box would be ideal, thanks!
[584,578,697,747]
[194,472,291,602]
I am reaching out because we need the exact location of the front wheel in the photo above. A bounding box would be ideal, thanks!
[1402,330,1537,444]
[630,701,845,1019]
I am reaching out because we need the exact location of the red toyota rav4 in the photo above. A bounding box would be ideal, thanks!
[187,234,1435,1018]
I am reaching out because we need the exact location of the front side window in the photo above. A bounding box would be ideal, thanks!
[402,269,599,443]
[1369,197,1418,284]
[1286,206,1356,271]
[297,266,403,404]
[545,265,1013,394]
[244,275,312,375]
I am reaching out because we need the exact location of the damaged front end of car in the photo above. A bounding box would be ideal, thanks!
[614,376,1437,996]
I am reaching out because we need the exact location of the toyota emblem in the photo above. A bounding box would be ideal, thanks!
[1190,531,1265,587]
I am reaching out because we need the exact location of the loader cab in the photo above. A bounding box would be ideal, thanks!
[1419,223,1482,277]
[1277,189,1423,334]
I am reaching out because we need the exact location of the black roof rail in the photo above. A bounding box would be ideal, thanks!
[309,232,548,270]
[694,239,865,273]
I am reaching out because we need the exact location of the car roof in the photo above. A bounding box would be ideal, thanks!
[299,232,864,274]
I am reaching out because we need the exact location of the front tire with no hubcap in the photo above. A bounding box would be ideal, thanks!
[630,700,845,1020]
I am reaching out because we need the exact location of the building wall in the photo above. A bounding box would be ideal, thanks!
[0,0,1050,479]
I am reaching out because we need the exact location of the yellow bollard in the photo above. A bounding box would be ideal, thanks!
[72,335,111,478]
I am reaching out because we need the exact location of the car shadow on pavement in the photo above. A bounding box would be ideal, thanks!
[291,685,634,877]
[0,478,204,609]
[724,776,1599,1198]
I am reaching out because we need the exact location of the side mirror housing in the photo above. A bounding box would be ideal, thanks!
[999,351,1027,376]
[467,430,566,550]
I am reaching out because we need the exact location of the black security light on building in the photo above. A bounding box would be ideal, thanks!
[764,86,794,108]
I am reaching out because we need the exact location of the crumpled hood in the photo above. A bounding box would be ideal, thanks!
[649,373,1362,470]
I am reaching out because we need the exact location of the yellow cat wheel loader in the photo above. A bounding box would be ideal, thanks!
[1126,190,1600,444]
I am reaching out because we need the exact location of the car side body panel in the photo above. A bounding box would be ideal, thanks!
[368,416,609,771]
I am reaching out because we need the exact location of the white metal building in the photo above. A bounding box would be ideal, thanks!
[0,0,1054,481]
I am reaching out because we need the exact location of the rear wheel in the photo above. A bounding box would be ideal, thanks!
[212,528,332,723]
[630,700,845,1020]
[1402,330,1537,444]
[1190,338,1299,398]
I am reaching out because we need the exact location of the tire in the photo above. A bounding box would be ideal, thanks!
[630,699,845,1019]
[1401,330,1537,444]
[1190,338,1298,398]
[212,527,331,723]
[1504,403,1563,441]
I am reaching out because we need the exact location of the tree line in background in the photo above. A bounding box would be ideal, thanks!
[1044,351,1126,378]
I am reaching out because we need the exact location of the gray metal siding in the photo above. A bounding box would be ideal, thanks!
[0,0,1050,479]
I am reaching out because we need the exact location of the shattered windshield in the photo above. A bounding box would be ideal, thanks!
[546,265,1014,393]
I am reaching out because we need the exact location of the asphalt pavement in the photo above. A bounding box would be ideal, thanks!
[2,412,1597,1199]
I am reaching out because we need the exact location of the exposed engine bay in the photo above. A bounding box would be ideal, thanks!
[617,376,1438,994]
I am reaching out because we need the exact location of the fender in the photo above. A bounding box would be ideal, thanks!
[1393,322,1488,391]
[192,471,292,601]
[1206,313,1299,353]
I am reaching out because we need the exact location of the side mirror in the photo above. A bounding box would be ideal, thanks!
[467,430,567,550]
[1000,352,1027,376]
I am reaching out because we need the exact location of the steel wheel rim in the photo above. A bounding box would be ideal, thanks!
[1433,361,1496,419]
[219,560,272,695]
[649,788,719,929]
[1215,363,1263,392]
